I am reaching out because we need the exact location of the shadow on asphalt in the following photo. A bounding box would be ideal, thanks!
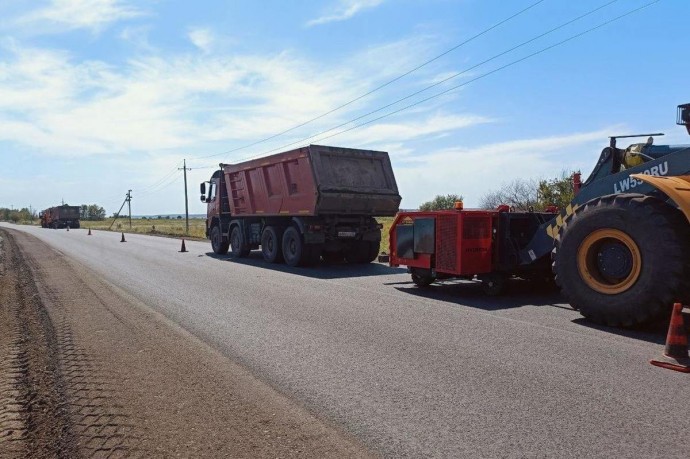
[203,251,407,279]
[571,317,681,345]
[391,278,565,311]
[205,250,673,344]
[394,279,672,343]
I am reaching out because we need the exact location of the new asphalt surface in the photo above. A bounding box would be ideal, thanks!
[4,223,689,458]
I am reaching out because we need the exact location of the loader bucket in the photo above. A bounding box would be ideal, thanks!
[631,174,690,223]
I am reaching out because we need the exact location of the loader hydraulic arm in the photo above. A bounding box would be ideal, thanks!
[518,144,690,265]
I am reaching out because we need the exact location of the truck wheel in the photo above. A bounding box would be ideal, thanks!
[211,225,229,255]
[553,194,690,327]
[230,226,250,258]
[322,250,344,264]
[261,226,283,263]
[282,226,305,267]
[302,245,323,267]
[411,268,435,287]
[345,241,380,264]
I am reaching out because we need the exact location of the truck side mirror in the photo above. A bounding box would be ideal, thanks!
[200,182,206,194]
[200,194,206,203]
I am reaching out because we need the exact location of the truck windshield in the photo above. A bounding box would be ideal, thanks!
[209,181,217,201]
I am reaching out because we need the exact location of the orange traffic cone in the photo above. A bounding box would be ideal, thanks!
[120,232,126,243]
[88,228,92,235]
[650,303,690,373]
[179,239,188,253]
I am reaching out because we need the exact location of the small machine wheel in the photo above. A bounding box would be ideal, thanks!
[230,226,250,258]
[481,274,507,296]
[261,226,283,263]
[553,194,690,327]
[211,225,229,255]
[411,269,435,287]
[282,226,305,267]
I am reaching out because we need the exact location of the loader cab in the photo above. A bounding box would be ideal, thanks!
[678,103,690,135]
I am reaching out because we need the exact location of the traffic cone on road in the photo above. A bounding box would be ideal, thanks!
[120,232,126,243]
[179,239,188,253]
[88,228,92,235]
[650,303,690,373]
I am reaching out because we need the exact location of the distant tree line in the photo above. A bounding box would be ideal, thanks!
[479,171,578,211]
[419,194,463,211]
[0,204,107,224]
[417,171,578,212]
[0,207,35,223]
[79,204,107,221]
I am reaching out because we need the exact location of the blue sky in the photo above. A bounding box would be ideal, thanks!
[1,0,688,216]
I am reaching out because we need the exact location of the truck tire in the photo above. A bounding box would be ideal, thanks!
[211,225,229,255]
[553,194,690,327]
[230,226,250,258]
[322,250,344,264]
[261,226,283,263]
[302,244,323,267]
[344,241,379,264]
[282,226,305,267]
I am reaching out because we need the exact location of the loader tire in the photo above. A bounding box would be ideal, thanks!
[211,225,229,255]
[553,193,690,327]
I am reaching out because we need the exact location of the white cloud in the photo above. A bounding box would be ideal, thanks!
[188,27,214,53]
[393,129,619,208]
[324,113,493,147]
[3,40,459,160]
[307,0,385,27]
[17,0,143,33]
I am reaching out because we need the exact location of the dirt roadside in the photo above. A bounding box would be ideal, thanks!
[0,228,375,458]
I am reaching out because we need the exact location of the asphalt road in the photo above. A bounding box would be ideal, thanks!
[4,223,690,458]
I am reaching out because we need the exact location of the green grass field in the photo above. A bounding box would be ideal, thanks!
[83,216,395,253]
[85,218,208,239]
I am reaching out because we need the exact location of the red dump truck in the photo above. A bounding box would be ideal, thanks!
[201,144,401,266]
[40,205,81,229]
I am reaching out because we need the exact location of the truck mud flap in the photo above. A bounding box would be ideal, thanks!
[632,174,690,223]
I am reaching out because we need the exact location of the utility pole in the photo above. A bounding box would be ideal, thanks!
[179,159,191,235]
[109,191,131,230]
[127,190,132,229]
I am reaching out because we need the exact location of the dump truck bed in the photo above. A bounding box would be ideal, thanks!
[222,145,400,217]
[53,206,80,220]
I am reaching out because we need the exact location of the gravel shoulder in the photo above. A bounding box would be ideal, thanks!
[0,228,374,458]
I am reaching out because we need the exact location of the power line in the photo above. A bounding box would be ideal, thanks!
[283,0,662,148]
[135,161,183,193]
[227,0,626,161]
[192,0,549,161]
[135,173,180,199]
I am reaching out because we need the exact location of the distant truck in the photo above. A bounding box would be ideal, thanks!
[40,205,81,229]
[201,144,401,266]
